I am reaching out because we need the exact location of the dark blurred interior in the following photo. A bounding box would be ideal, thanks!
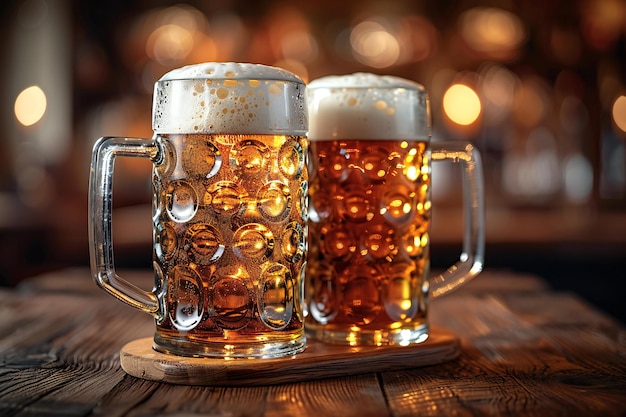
[1,0,625,322]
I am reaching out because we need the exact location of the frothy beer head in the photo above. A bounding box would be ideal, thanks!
[307,73,430,141]
[153,62,307,135]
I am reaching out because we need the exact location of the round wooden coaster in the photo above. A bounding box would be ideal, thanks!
[119,327,460,386]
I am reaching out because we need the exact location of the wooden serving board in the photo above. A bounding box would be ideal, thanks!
[119,327,460,386]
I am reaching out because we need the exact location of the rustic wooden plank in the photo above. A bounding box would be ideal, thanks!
[2,268,625,417]
[385,290,626,416]
[265,374,390,417]
[6,367,126,417]
[0,290,153,417]
[98,381,269,417]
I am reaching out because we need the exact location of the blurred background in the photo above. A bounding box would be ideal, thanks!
[0,0,625,321]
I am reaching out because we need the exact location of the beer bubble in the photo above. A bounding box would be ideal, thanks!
[321,224,356,261]
[339,185,375,222]
[341,270,381,325]
[233,223,274,260]
[381,185,415,224]
[166,180,198,222]
[362,224,396,260]
[184,223,225,264]
[204,181,244,215]
[278,138,304,179]
[210,274,253,330]
[168,266,204,331]
[361,146,396,182]
[155,223,178,260]
[281,221,305,263]
[259,263,293,330]
[309,265,338,324]
[384,264,418,321]
[257,181,292,222]
[182,138,222,179]
[230,139,269,179]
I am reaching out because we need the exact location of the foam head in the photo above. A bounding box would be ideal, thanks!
[306,73,430,141]
[152,62,307,135]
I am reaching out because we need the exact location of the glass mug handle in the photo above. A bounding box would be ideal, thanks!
[89,136,162,316]
[430,141,485,298]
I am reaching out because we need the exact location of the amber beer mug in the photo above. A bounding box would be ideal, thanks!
[89,63,308,358]
[305,73,485,345]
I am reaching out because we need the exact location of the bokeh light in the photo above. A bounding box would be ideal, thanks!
[459,7,526,60]
[612,95,626,133]
[350,19,400,68]
[14,85,47,127]
[479,64,518,125]
[442,83,482,126]
[512,77,550,128]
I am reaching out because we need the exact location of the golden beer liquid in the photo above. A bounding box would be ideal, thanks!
[152,133,308,356]
[306,139,431,345]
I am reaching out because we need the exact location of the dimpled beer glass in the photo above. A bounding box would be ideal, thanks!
[89,63,309,358]
[305,73,484,346]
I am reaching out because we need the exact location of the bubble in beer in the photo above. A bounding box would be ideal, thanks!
[204,181,244,215]
[182,138,222,179]
[278,138,305,179]
[384,264,418,321]
[362,224,396,260]
[210,275,253,330]
[341,268,382,325]
[166,180,198,222]
[403,227,429,259]
[230,139,269,178]
[362,146,396,182]
[321,224,356,261]
[259,263,294,329]
[381,185,415,224]
[281,221,305,262]
[233,223,274,260]
[257,181,292,221]
[184,223,225,264]
[155,223,177,260]
[339,185,374,222]
[308,261,338,323]
[168,266,204,331]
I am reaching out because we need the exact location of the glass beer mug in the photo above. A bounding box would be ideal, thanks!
[89,63,309,358]
[305,73,485,346]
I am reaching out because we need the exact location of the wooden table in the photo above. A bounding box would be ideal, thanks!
[1,268,625,416]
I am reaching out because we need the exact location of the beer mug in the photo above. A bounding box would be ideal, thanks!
[305,73,485,346]
[89,63,309,358]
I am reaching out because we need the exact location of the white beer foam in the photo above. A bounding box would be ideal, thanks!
[307,73,430,141]
[153,62,307,135]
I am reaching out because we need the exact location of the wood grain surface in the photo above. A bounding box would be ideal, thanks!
[119,328,459,386]
[1,268,625,417]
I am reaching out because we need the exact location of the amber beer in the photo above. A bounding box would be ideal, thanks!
[89,63,309,358]
[305,74,435,346]
[153,132,308,355]
[307,138,431,344]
